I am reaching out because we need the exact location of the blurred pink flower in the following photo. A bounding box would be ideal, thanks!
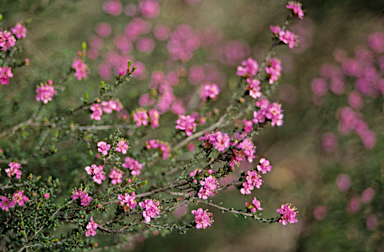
[336,174,351,192]
[103,0,123,16]
[313,205,327,220]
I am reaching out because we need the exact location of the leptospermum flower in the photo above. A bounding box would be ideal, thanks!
[286,1,304,19]
[257,158,272,174]
[97,141,111,155]
[72,189,93,206]
[72,58,88,80]
[85,216,99,237]
[200,83,220,101]
[12,190,29,206]
[36,81,57,104]
[245,197,263,213]
[11,23,27,39]
[175,115,197,136]
[0,196,16,211]
[191,208,213,229]
[139,199,161,223]
[90,103,103,121]
[236,58,258,78]
[118,192,137,211]
[109,168,123,185]
[133,108,148,127]
[276,203,298,225]
[115,140,129,154]
[0,66,13,85]
[198,176,218,199]
[5,162,22,179]
[122,157,143,176]
[85,164,106,184]
[265,58,282,84]
[0,30,16,51]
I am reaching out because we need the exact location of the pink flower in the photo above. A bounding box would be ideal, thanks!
[361,187,375,204]
[246,170,263,188]
[200,83,220,101]
[36,83,57,104]
[5,162,22,179]
[85,216,99,237]
[313,205,327,220]
[90,103,103,121]
[139,0,160,19]
[243,119,253,133]
[95,22,111,38]
[240,181,254,195]
[72,189,93,206]
[139,199,161,223]
[311,78,328,96]
[191,208,213,229]
[270,25,281,35]
[0,196,15,211]
[336,174,351,191]
[11,23,27,39]
[266,102,284,127]
[153,24,170,41]
[133,108,148,127]
[109,168,123,185]
[118,192,137,211]
[122,157,143,176]
[237,139,256,163]
[136,37,155,53]
[85,164,106,184]
[265,58,282,84]
[276,203,298,225]
[72,59,88,80]
[236,58,258,77]
[257,158,272,174]
[286,1,304,19]
[103,0,123,16]
[97,141,111,155]
[200,176,218,192]
[246,78,261,99]
[0,30,16,51]
[12,190,29,207]
[0,66,13,85]
[199,131,231,152]
[175,115,197,136]
[44,193,50,199]
[167,24,200,62]
[366,214,378,230]
[347,195,361,214]
[125,18,151,41]
[115,140,129,154]
[149,109,160,129]
[245,197,263,213]
[279,30,298,49]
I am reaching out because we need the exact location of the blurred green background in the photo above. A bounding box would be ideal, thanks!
[1,0,384,251]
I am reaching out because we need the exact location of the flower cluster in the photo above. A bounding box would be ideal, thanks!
[10,23,27,39]
[265,58,282,84]
[133,108,149,127]
[240,170,263,194]
[199,131,231,152]
[270,26,298,49]
[252,98,284,127]
[0,29,16,51]
[139,199,161,223]
[97,141,111,155]
[72,58,88,80]
[85,164,106,184]
[85,216,98,237]
[168,24,200,62]
[122,157,143,176]
[90,99,123,121]
[5,162,22,179]
[175,115,197,136]
[0,191,29,211]
[245,197,263,213]
[198,176,218,199]
[118,192,137,211]
[276,203,298,225]
[35,80,57,104]
[71,189,93,206]
[145,139,171,160]
[200,83,220,101]
[191,208,213,229]
[236,58,263,99]
[257,158,272,174]
[286,1,304,19]
[149,109,160,128]
[115,139,129,154]
[109,168,123,184]
[0,66,13,85]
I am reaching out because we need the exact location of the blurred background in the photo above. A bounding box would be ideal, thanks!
[1,0,384,251]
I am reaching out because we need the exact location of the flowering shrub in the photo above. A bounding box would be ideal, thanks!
[0,1,304,250]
